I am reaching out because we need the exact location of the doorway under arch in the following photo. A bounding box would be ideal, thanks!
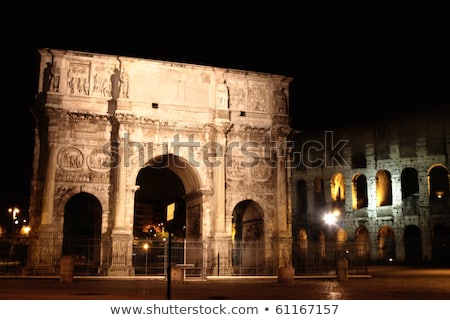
[132,154,202,275]
[62,192,102,275]
[232,200,265,275]
[355,226,370,262]
[134,166,186,239]
[404,225,423,265]
[377,226,396,263]
[432,225,450,265]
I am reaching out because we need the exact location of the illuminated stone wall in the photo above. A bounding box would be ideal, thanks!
[27,48,294,275]
[291,109,450,264]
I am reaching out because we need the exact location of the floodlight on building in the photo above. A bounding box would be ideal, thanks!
[323,213,337,225]
[436,191,445,199]
[323,210,340,225]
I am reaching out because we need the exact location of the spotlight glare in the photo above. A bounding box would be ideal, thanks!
[323,213,337,225]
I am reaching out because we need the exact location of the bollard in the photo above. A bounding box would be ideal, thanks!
[60,255,74,283]
[336,256,348,281]
[277,266,295,283]
[171,266,183,283]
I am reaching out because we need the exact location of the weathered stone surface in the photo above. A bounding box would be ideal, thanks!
[290,110,450,265]
[28,48,294,276]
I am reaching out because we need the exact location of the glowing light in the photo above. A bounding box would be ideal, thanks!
[323,212,337,225]
[8,207,21,236]
[436,191,445,199]
[323,210,340,225]
[21,226,31,235]
[8,207,20,220]
[143,243,149,250]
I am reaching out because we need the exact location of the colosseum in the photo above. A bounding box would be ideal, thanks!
[290,106,450,272]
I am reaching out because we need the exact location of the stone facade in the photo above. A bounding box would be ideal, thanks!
[290,109,450,265]
[27,48,294,276]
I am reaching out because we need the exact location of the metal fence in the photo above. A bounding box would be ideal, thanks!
[292,239,369,275]
[132,238,205,277]
[1,236,368,276]
[0,237,29,275]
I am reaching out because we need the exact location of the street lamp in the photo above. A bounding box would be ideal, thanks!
[323,211,338,226]
[143,242,149,276]
[323,210,340,241]
[8,207,20,237]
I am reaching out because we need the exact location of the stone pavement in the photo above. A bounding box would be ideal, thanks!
[1,265,450,300]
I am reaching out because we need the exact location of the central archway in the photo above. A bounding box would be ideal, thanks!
[132,154,202,275]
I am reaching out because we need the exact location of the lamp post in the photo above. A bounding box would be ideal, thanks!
[323,210,348,281]
[166,202,175,300]
[143,242,149,276]
[8,207,20,237]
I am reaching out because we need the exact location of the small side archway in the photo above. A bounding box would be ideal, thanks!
[232,200,265,275]
[62,192,102,274]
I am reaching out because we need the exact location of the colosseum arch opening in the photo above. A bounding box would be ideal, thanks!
[355,226,370,263]
[404,225,423,265]
[377,226,396,263]
[428,165,450,215]
[432,225,450,265]
[352,173,368,210]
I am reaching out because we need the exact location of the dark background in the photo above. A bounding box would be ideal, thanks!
[2,5,449,216]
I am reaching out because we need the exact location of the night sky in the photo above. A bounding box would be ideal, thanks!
[2,9,450,212]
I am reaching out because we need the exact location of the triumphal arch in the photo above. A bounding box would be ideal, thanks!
[27,48,294,276]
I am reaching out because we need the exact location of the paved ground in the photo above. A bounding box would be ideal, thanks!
[1,265,450,300]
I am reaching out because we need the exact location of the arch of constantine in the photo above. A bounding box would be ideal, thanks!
[26,48,294,276]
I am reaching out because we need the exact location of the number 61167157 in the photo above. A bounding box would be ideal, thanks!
[275,304,339,315]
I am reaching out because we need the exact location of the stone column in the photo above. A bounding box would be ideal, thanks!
[41,137,57,226]
[273,125,293,269]
[212,121,233,275]
[109,132,134,276]
[29,133,60,275]
[367,176,377,211]
[214,125,227,234]
[114,140,127,229]
[213,79,230,236]
[275,126,292,236]
[419,170,432,262]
